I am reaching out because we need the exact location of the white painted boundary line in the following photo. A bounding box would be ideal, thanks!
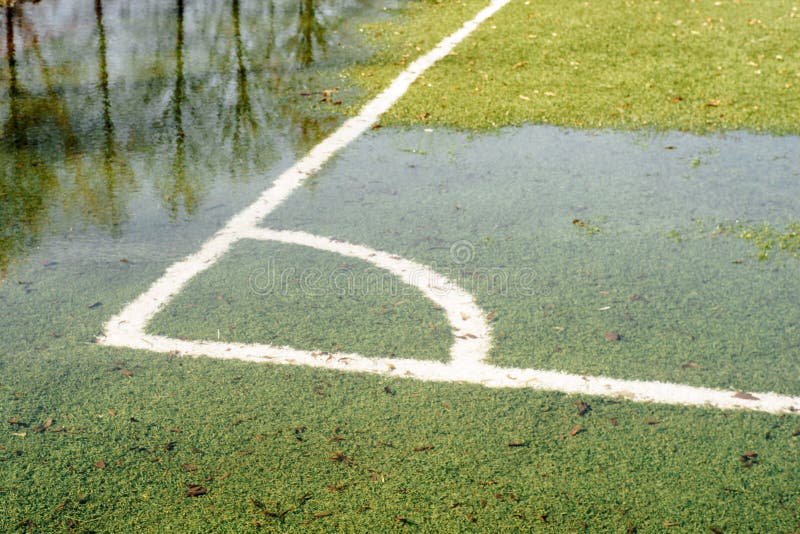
[98,0,800,415]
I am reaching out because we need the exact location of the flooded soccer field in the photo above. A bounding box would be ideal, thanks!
[2,0,800,531]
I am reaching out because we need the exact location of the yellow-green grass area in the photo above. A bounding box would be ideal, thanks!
[149,240,453,362]
[347,0,800,133]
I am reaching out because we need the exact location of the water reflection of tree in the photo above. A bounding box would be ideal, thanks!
[223,0,263,180]
[0,3,68,279]
[67,0,134,237]
[156,0,201,219]
[288,0,326,68]
[0,0,383,277]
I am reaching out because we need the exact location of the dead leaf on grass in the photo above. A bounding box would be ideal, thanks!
[32,418,53,433]
[185,485,207,497]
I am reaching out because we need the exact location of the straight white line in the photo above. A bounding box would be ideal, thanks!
[97,0,800,415]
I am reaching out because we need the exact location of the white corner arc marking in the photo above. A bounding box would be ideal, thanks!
[97,0,800,415]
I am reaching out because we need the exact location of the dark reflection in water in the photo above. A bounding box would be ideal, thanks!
[2,2,64,278]
[292,0,326,68]
[0,0,389,279]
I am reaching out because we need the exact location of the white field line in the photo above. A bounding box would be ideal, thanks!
[97,0,800,415]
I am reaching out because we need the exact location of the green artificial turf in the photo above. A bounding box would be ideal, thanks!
[2,1,800,531]
[149,240,452,361]
[349,0,800,134]
[1,261,799,532]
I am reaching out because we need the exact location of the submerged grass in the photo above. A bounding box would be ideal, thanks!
[350,0,800,133]
[149,240,452,362]
[261,126,800,395]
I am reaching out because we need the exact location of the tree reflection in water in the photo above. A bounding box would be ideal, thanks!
[67,0,135,236]
[0,0,375,280]
[1,2,67,278]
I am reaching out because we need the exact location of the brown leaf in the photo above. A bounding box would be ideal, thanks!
[313,511,332,519]
[645,419,661,425]
[734,392,759,401]
[569,425,583,436]
[486,311,496,321]
[512,61,528,69]
[706,99,721,107]
[418,112,430,120]
[328,452,354,465]
[576,401,590,416]
[412,445,434,452]
[169,427,182,433]
[741,451,758,459]
[670,96,684,102]
[507,440,527,448]
[181,464,198,471]
[681,362,705,370]
[118,369,133,377]
[7,417,27,427]
[32,418,54,433]
[604,332,621,342]
[327,484,346,492]
[94,461,106,469]
[185,485,207,497]
[663,521,679,527]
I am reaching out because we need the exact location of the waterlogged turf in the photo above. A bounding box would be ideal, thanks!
[262,126,800,395]
[149,240,452,361]
[3,0,800,531]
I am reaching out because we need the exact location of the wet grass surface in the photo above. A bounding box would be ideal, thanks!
[262,126,800,395]
[3,0,800,531]
[150,240,452,361]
